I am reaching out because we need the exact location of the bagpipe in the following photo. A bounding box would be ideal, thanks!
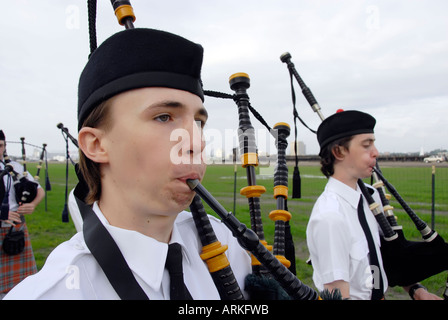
[280,52,448,297]
[1,137,49,208]
[198,72,319,300]
[370,166,448,288]
[1,136,51,220]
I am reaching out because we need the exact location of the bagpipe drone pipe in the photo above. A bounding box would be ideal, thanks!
[280,52,448,294]
[56,122,83,223]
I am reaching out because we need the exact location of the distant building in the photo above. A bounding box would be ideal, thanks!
[48,151,79,162]
[52,155,66,162]
[32,148,41,160]
[290,141,306,156]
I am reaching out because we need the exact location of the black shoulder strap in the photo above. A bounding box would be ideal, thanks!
[75,195,149,300]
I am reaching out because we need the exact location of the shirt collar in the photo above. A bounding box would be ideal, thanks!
[169,218,192,266]
[326,177,362,209]
[91,202,191,291]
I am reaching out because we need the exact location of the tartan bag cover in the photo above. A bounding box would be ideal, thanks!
[0,222,37,293]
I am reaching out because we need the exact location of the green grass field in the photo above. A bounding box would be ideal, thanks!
[23,162,448,299]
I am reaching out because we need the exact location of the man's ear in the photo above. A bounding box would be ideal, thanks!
[331,145,347,161]
[78,127,109,163]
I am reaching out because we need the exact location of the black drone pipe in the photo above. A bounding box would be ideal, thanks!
[187,178,320,300]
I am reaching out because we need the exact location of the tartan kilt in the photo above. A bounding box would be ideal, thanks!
[0,222,37,293]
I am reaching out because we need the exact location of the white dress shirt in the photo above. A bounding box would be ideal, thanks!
[306,177,388,300]
[5,202,252,300]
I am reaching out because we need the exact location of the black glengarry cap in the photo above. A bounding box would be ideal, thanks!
[317,110,376,156]
[78,28,204,130]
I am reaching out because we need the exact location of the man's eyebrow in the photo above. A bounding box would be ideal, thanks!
[361,137,375,143]
[152,100,183,108]
[150,100,208,119]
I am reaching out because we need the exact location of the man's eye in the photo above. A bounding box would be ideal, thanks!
[155,114,171,122]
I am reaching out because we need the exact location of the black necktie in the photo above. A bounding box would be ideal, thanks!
[165,243,193,300]
[357,195,384,300]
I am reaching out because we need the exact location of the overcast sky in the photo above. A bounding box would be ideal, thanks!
[1,0,447,157]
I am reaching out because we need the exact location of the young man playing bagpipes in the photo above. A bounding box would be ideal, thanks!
[306,110,441,300]
[5,28,251,299]
[0,130,45,298]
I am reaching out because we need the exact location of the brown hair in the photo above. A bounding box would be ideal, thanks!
[320,136,354,178]
[78,99,113,204]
